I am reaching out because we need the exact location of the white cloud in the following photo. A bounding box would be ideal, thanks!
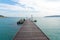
[0,0,60,17]
[46,0,60,2]
[11,0,36,11]
[12,0,39,11]
[20,0,60,16]
[0,4,25,10]
[0,3,38,17]
[0,3,35,11]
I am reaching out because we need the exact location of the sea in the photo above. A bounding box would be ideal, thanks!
[0,17,60,40]
[34,17,60,40]
[0,17,22,40]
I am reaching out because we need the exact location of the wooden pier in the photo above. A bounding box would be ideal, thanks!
[13,20,49,40]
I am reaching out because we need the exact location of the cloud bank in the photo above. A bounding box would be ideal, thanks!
[0,0,60,17]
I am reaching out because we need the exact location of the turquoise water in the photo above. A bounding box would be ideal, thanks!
[0,17,60,40]
[0,17,22,40]
[34,17,60,40]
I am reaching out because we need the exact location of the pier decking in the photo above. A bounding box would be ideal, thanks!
[13,20,49,40]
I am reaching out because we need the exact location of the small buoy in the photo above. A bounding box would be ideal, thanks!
[34,20,37,22]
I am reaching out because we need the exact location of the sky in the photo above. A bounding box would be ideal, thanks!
[0,0,60,17]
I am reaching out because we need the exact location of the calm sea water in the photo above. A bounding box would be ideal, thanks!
[0,17,60,40]
[0,17,22,40]
[34,17,60,40]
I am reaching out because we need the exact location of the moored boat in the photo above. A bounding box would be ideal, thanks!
[17,19,25,25]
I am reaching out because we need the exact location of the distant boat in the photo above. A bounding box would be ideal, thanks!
[17,19,25,25]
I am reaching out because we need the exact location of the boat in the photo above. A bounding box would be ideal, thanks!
[17,19,25,25]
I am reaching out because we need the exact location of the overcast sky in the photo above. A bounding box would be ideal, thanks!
[0,0,60,17]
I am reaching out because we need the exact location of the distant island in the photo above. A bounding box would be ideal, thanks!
[0,15,6,18]
[45,15,60,17]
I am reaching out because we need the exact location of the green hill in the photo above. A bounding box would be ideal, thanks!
[45,15,60,17]
[0,15,5,18]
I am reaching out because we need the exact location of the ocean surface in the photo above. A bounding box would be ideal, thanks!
[34,17,60,40]
[0,17,22,40]
[0,17,60,40]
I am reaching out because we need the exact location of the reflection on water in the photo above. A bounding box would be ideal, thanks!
[34,17,60,40]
